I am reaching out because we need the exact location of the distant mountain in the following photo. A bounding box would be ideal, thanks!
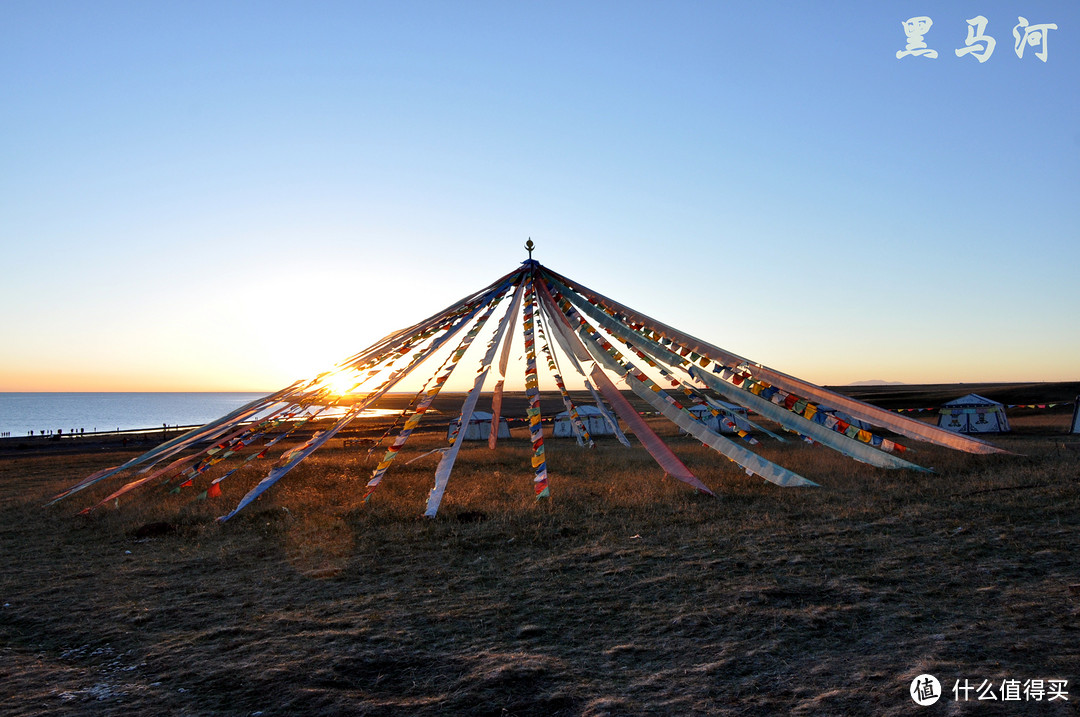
[846,380,907,386]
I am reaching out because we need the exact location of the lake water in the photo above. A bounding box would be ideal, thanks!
[0,393,271,436]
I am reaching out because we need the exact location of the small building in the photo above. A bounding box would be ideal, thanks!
[553,404,617,438]
[448,411,510,441]
[937,394,1010,434]
[686,401,749,434]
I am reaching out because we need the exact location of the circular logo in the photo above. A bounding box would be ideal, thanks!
[910,674,942,706]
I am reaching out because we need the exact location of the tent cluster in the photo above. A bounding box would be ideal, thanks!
[50,257,1006,520]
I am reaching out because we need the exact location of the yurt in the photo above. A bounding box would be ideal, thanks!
[448,411,509,441]
[937,394,1010,434]
[553,404,616,438]
[686,402,749,434]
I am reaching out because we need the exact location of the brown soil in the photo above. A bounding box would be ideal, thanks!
[1,387,1077,716]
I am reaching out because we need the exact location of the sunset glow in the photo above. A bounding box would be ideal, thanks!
[1,3,1076,392]
[319,370,366,399]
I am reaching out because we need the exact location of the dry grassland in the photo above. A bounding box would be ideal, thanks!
[1,411,1078,716]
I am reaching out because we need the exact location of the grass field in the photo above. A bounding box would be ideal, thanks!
[1,391,1078,716]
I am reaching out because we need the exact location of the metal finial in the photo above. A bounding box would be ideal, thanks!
[525,237,534,260]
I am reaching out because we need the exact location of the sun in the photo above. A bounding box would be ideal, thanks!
[320,370,362,397]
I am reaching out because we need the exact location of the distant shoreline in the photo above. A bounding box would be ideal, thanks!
[5,381,1077,395]
[3,382,1075,457]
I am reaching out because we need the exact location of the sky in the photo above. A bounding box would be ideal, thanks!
[2,1,1077,392]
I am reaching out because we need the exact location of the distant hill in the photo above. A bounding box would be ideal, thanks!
[846,380,906,386]
[828,381,1080,411]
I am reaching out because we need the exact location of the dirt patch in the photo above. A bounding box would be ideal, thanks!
[1,406,1077,715]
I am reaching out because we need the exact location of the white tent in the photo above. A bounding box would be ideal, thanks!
[686,402,749,434]
[937,394,1010,434]
[1071,395,1080,434]
[553,404,616,438]
[448,411,509,441]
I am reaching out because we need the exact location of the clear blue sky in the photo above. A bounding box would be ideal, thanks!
[2,1,1077,391]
